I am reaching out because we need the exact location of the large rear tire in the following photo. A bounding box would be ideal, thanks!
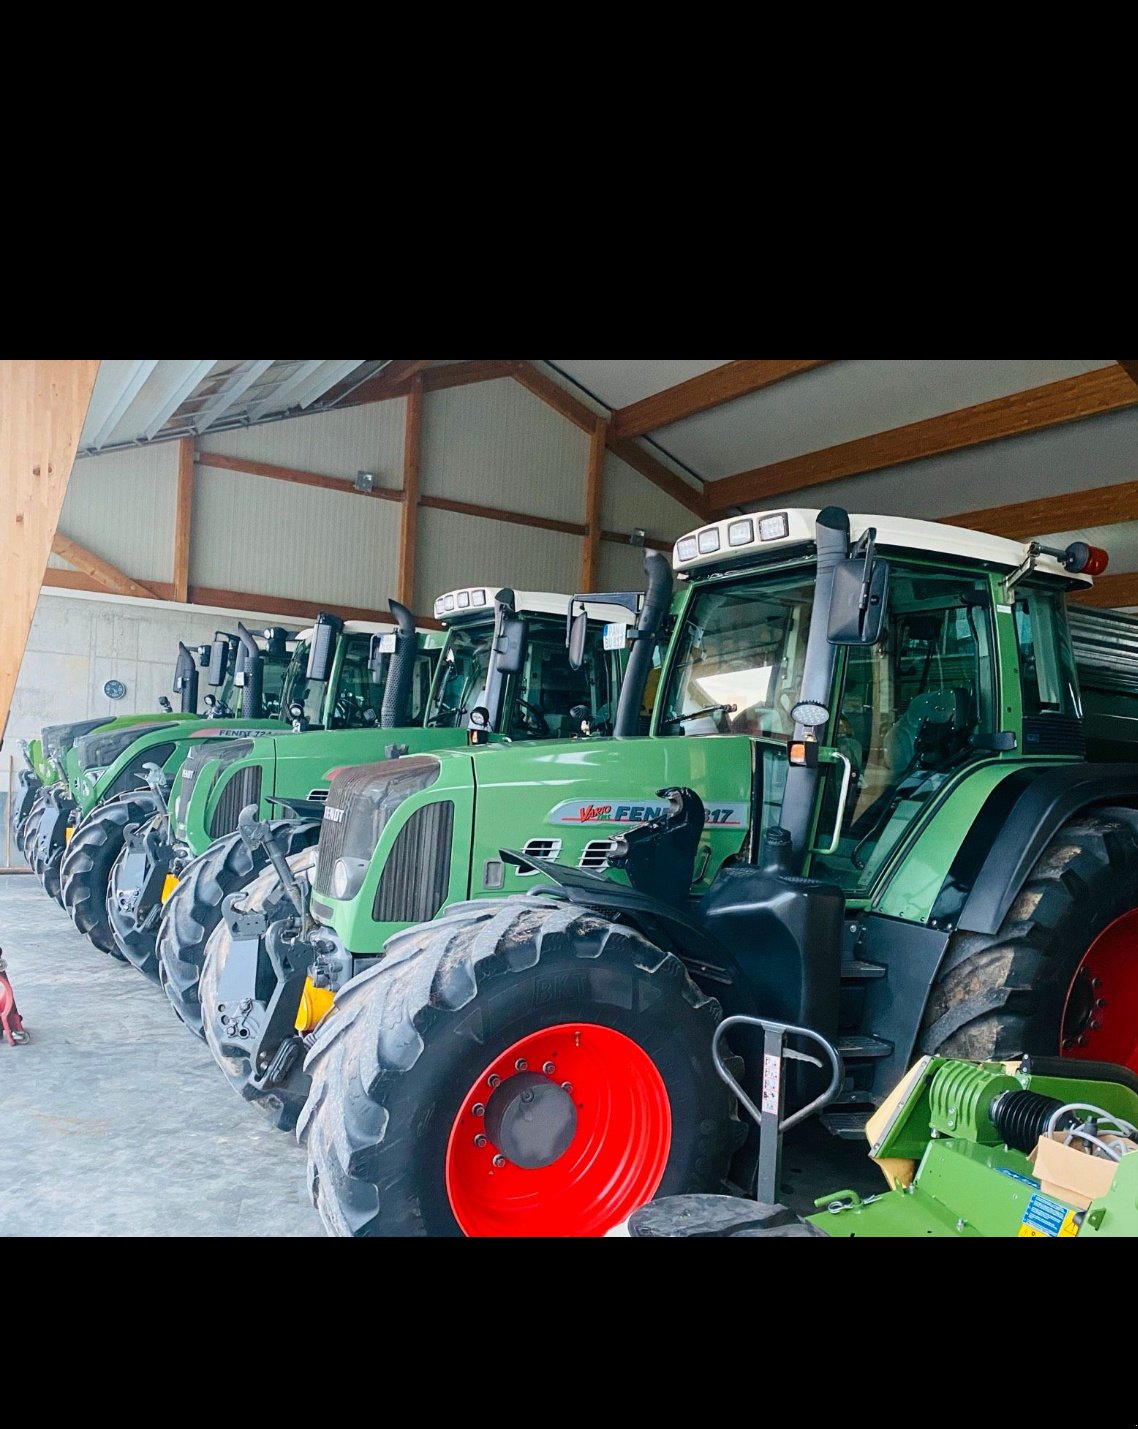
[199,846,319,1132]
[920,810,1138,1073]
[18,789,47,866]
[298,898,743,1238]
[60,792,162,956]
[157,819,321,1038]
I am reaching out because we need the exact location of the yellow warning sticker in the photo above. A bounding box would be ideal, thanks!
[1018,1192,1080,1237]
[161,874,179,903]
[64,826,75,843]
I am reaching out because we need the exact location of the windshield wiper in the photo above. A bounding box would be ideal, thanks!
[662,703,737,729]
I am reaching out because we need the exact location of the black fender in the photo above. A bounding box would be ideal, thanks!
[500,849,765,1020]
[945,764,1138,936]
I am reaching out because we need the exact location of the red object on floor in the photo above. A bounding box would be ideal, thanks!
[0,950,29,1046]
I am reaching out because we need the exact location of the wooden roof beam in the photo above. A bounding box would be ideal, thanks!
[705,365,1138,514]
[52,531,161,600]
[611,360,831,440]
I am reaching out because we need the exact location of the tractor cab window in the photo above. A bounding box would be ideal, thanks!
[658,576,816,739]
[507,617,620,740]
[815,567,995,892]
[260,650,293,719]
[1015,586,1081,720]
[428,623,493,729]
[278,639,327,727]
[329,635,385,729]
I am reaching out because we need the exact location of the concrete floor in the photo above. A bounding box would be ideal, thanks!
[1,871,883,1238]
[0,873,322,1237]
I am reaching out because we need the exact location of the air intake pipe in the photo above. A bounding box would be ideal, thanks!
[779,507,850,863]
[236,622,264,719]
[173,642,199,713]
[613,551,674,738]
[381,600,418,728]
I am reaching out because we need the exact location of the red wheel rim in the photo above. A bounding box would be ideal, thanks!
[445,1022,671,1237]
[1061,908,1138,1072]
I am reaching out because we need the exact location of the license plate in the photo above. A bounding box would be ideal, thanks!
[161,874,179,903]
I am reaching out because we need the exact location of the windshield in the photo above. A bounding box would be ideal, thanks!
[278,638,326,726]
[259,650,293,719]
[659,575,816,738]
[428,615,622,737]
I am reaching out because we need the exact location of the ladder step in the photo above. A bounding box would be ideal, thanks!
[829,1088,882,1106]
[841,959,886,979]
[820,1110,872,1140]
[836,1034,893,1059]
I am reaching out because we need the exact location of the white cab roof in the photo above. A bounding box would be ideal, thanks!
[433,586,636,626]
[672,508,1094,587]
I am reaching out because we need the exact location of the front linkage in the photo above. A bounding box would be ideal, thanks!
[204,806,358,1129]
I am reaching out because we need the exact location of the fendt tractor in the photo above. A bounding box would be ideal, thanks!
[180,586,632,1129]
[57,616,441,963]
[106,606,444,993]
[17,628,272,898]
[263,502,1138,1239]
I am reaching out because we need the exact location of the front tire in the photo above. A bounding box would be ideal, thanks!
[106,810,172,980]
[298,898,742,1238]
[60,792,162,956]
[157,819,321,1038]
[921,810,1138,1072]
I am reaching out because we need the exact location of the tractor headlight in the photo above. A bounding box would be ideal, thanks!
[331,856,369,900]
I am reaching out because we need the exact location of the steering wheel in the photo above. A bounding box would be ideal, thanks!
[514,699,550,737]
[334,691,366,726]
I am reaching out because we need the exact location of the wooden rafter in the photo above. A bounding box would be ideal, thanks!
[420,494,585,538]
[705,365,1138,514]
[421,360,520,394]
[1068,572,1138,609]
[513,364,598,431]
[606,436,707,520]
[173,437,194,603]
[52,531,160,600]
[338,359,433,405]
[1116,361,1138,388]
[197,450,402,501]
[611,360,831,440]
[398,375,423,609]
[945,479,1138,541]
[581,420,607,589]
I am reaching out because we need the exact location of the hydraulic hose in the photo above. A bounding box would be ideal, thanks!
[381,600,418,728]
[236,622,264,719]
[779,507,850,863]
[614,551,674,738]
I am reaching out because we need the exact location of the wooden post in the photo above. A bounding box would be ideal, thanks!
[398,373,423,611]
[581,418,607,591]
[174,437,194,603]
[0,360,100,747]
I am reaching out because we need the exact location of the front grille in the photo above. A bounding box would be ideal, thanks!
[580,838,616,871]
[1023,714,1086,756]
[518,837,562,875]
[209,765,263,838]
[313,757,440,896]
[373,801,454,923]
[314,763,388,893]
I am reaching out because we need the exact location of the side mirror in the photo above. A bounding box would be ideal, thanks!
[207,639,230,686]
[495,614,528,675]
[307,612,343,684]
[828,553,890,647]
[568,610,588,671]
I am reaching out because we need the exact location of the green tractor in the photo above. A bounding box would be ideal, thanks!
[241,501,1138,1238]
[53,616,439,961]
[171,586,631,1129]
[17,630,259,893]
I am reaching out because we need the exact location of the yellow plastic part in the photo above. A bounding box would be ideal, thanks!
[295,978,334,1033]
[161,874,179,903]
[64,826,74,844]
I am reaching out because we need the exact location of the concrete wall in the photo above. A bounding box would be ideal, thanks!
[3,589,306,753]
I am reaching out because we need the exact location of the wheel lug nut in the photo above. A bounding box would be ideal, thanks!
[561,1082,573,1093]
[543,1061,555,1075]
[492,1154,506,1168]
[515,1058,528,1071]
[1092,977,1103,990]
[472,1102,486,1117]
[218,1003,226,1013]
[1078,1034,1088,1046]
[474,1134,488,1148]
[487,1074,501,1088]
[1096,998,1107,1009]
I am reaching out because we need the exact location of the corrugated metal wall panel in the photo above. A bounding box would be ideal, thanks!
[61,444,177,582]
[415,508,581,612]
[599,540,658,593]
[601,450,699,545]
[422,378,590,523]
[203,400,406,494]
[193,464,401,608]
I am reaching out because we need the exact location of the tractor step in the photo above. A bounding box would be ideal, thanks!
[819,1110,872,1140]
[840,959,886,980]
[836,1033,893,1059]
